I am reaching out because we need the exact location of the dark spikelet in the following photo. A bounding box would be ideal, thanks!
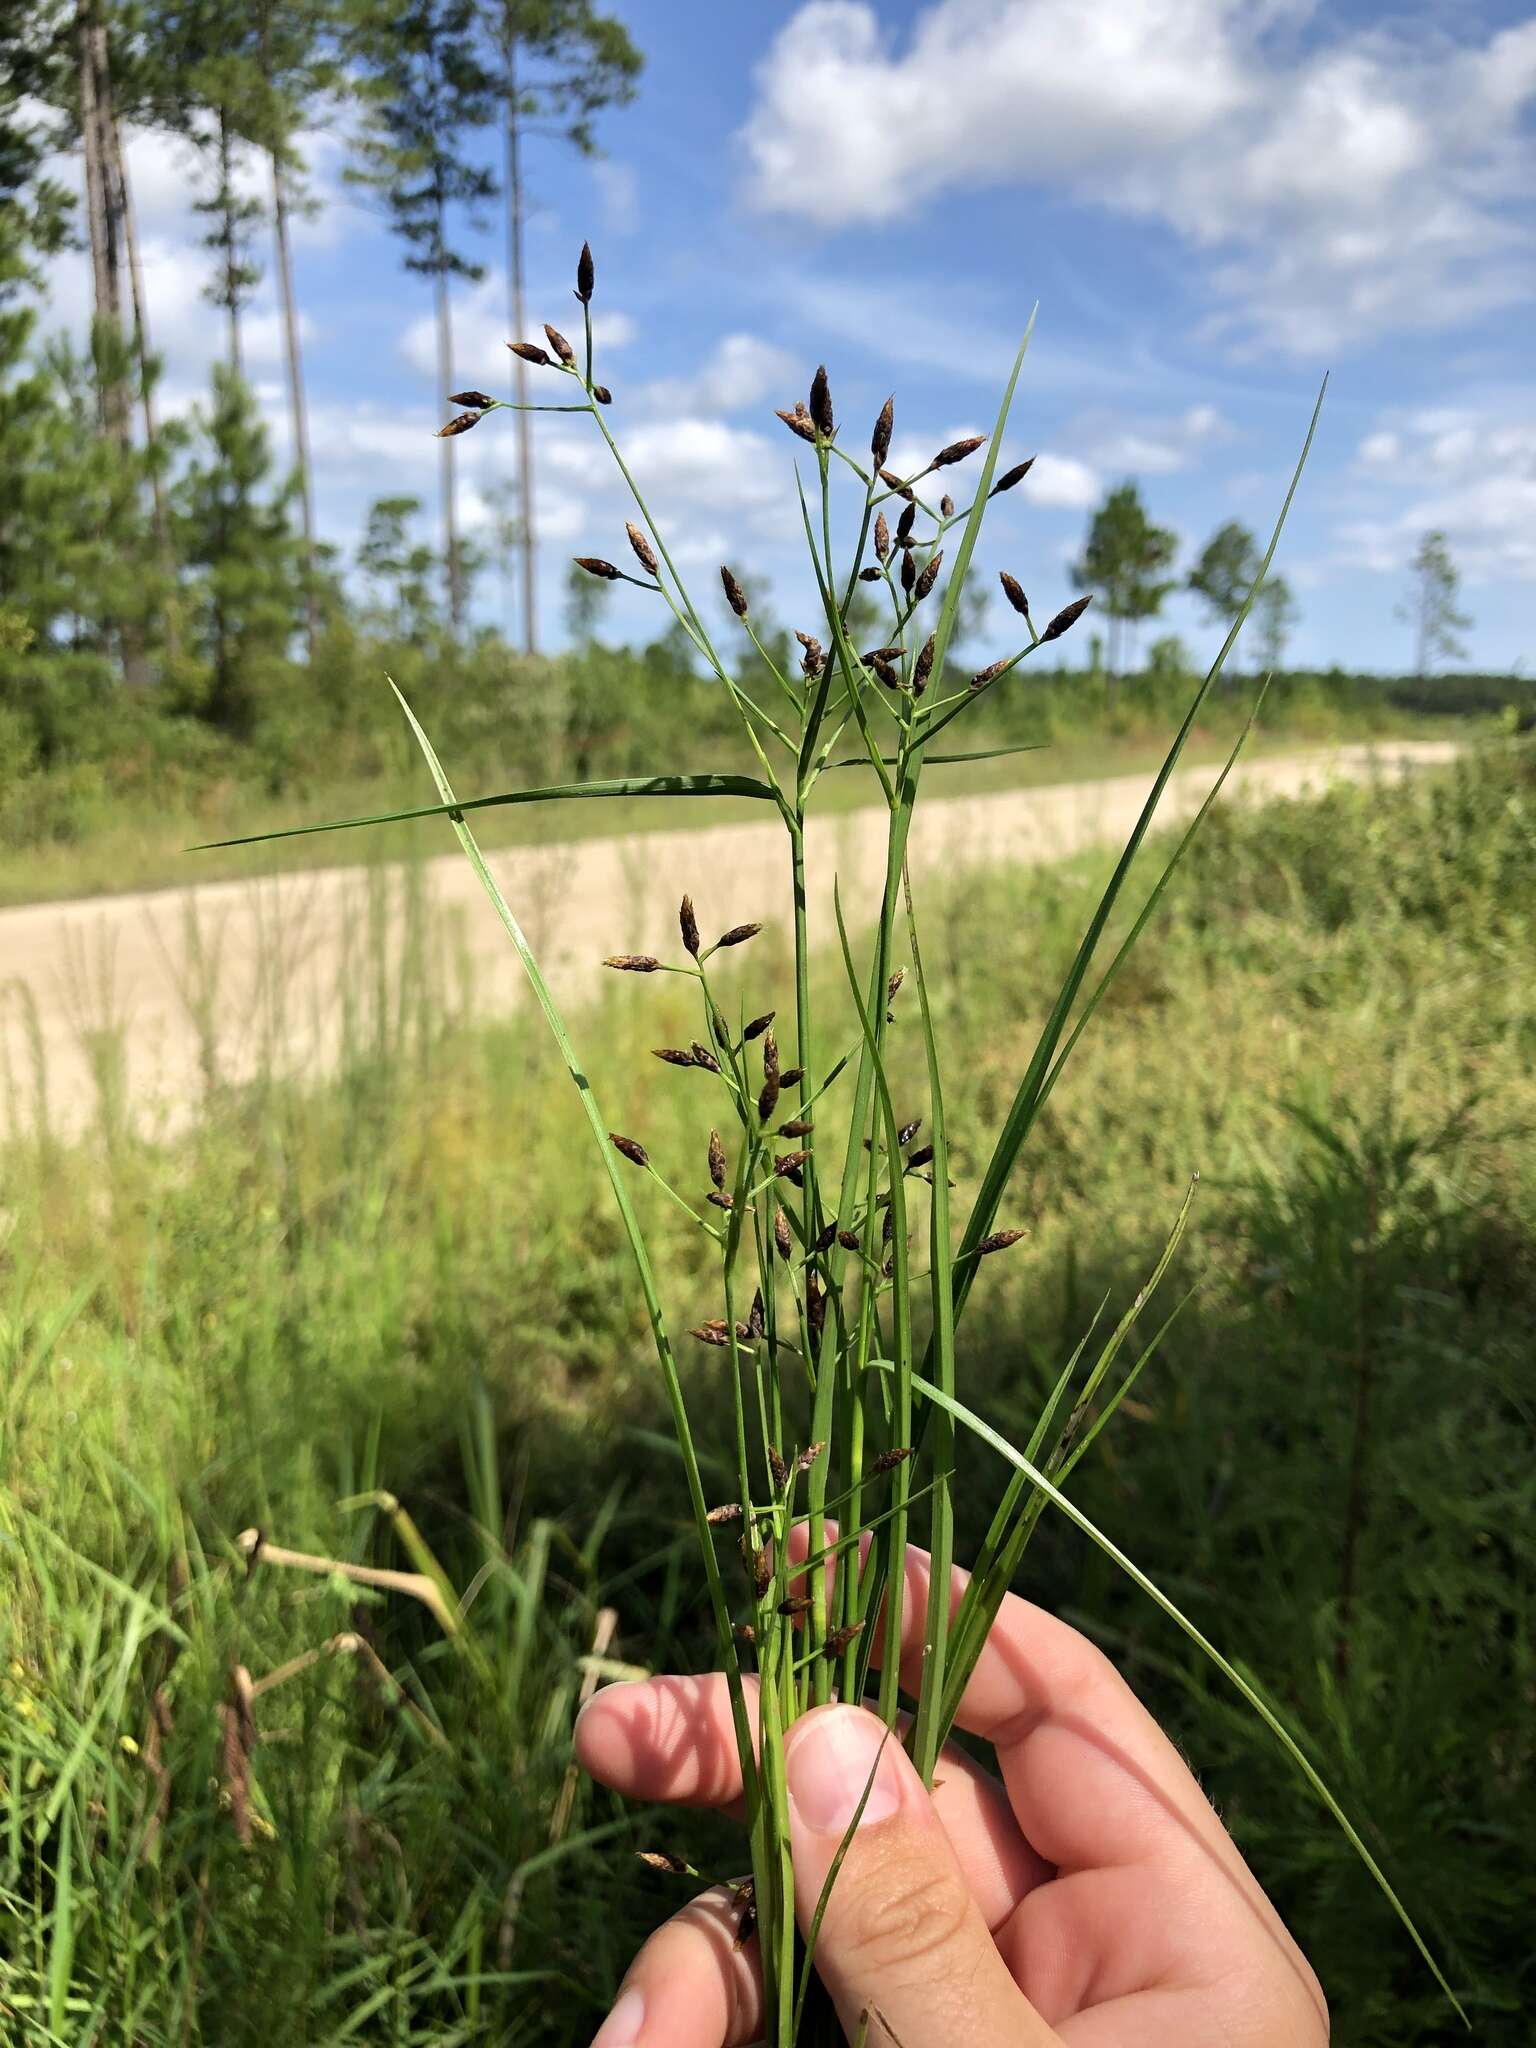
[881,468,916,502]
[652,1047,698,1068]
[871,1446,914,1474]
[691,1320,731,1346]
[750,1288,767,1340]
[825,1622,864,1656]
[837,1228,862,1251]
[735,1899,757,1949]
[913,633,936,695]
[882,1206,895,1248]
[437,411,482,438]
[448,389,494,409]
[707,1190,734,1211]
[781,1161,804,1189]
[774,1207,793,1262]
[896,501,916,544]
[859,565,882,581]
[706,1501,743,1525]
[871,394,894,468]
[914,550,943,603]
[999,571,1030,617]
[711,1008,733,1051]
[871,655,901,691]
[544,323,576,364]
[780,1066,805,1087]
[874,511,891,562]
[777,406,819,444]
[970,657,1010,691]
[768,1445,789,1490]
[734,1622,756,1645]
[690,1042,722,1073]
[812,1221,838,1253]
[794,629,824,677]
[777,1118,813,1138]
[758,1075,781,1123]
[809,364,835,438]
[716,922,763,949]
[751,1545,773,1596]
[777,1593,812,1617]
[933,434,985,468]
[604,952,660,972]
[900,547,917,595]
[940,494,954,519]
[865,645,904,665]
[721,565,749,618]
[775,1149,811,1176]
[575,555,621,580]
[708,1129,728,1190]
[1040,594,1093,643]
[761,1027,780,1084]
[797,1441,825,1471]
[626,522,659,577]
[887,967,905,1002]
[679,894,701,958]
[991,455,1036,496]
[807,1272,826,1342]
[743,1010,776,1041]
[637,1850,693,1875]
[575,241,594,303]
[509,340,553,366]
[906,1143,935,1171]
[592,384,613,405]
[610,1133,649,1168]
[977,1228,1027,1256]
[898,1117,922,1145]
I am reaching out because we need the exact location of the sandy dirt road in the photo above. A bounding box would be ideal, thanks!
[0,740,1456,1140]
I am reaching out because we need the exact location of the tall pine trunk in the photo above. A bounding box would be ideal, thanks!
[503,34,536,654]
[434,210,463,636]
[271,148,319,661]
[76,0,130,448]
[218,111,243,377]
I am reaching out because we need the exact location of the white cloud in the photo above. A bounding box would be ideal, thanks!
[739,3,1536,356]
[1082,403,1232,475]
[642,334,800,416]
[1339,406,1536,580]
[399,271,635,389]
[1019,453,1100,509]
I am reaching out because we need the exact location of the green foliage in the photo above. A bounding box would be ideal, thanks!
[1400,529,1473,678]
[1071,480,1179,676]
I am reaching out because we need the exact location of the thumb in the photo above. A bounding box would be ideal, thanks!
[783,1705,1057,2048]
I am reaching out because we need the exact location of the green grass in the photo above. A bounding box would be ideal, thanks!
[1,743,1531,2042]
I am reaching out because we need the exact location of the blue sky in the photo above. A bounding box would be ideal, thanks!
[44,0,1536,670]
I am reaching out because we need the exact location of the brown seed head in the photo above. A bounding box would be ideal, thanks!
[774,1207,793,1262]
[711,1008,733,1051]
[896,501,916,544]
[592,384,613,405]
[797,1441,825,1471]
[825,1621,865,1657]
[734,1622,756,1645]
[898,1117,923,1144]
[543,323,576,364]
[837,1228,861,1250]
[999,571,1030,617]
[914,550,943,603]
[751,1544,773,1596]
[707,1189,734,1211]
[749,1288,767,1340]
[758,1075,781,1123]
[976,1228,1027,1256]
[762,1029,779,1084]
[652,1047,699,1068]
[809,364,835,438]
[906,1143,935,1171]
[716,922,763,949]
[743,1010,776,1041]
[690,1320,731,1347]
[706,1501,743,1525]
[690,1042,721,1074]
[575,556,621,580]
[636,1850,692,1875]
[775,1149,811,1176]
[1040,594,1093,643]
[437,411,482,438]
[812,1221,838,1253]
[721,565,749,618]
[806,1272,825,1341]
[871,654,901,691]
[777,1593,812,1617]
[447,389,494,409]
[626,522,659,577]
[509,340,553,366]
[777,1118,813,1137]
[610,1133,649,1168]
[934,434,985,469]
[970,658,1010,691]
[768,1446,789,1490]
[680,894,701,958]
[795,629,825,677]
[913,633,936,694]
[871,394,894,468]
[991,455,1036,496]
[575,241,595,303]
[874,511,891,562]
[776,407,818,444]
[708,1129,728,1190]
[940,494,955,519]
[780,1066,805,1087]
[871,1446,914,1474]
[859,565,882,582]
[900,547,917,595]
[887,967,905,1002]
[880,468,915,501]
[604,952,660,972]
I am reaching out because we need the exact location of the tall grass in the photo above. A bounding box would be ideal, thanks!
[215,249,1481,2039]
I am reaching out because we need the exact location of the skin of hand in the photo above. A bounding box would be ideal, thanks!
[574,1531,1330,2048]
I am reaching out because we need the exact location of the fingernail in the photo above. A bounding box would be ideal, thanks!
[591,1986,645,2047]
[786,1705,904,1836]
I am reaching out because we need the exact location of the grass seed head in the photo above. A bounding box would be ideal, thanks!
[448,388,494,408]
[898,1117,922,1144]
[711,1008,733,1051]
[716,922,763,949]
[934,434,985,468]
[575,240,595,303]
[750,1544,773,1596]
[797,1441,825,1471]
[744,1010,776,1041]
[900,548,917,595]
[604,952,660,972]
[758,1076,781,1123]
[544,323,576,364]
[914,633,936,694]
[871,394,894,467]
[680,894,701,958]
[611,1133,650,1168]
[691,1320,732,1346]
[1000,571,1030,617]
[437,411,482,437]
[652,1047,700,1067]
[906,1143,935,1171]
[708,1129,728,1189]
[777,1592,812,1617]
[774,1207,793,1261]
[626,522,660,576]
[940,493,954,518]
[509,340,553,366]
[976,1228,1027,1255]
[776,407,818,444]
[750,1288,766,1339]
[775,1149,811,1176]
[837,1228,861,1250]
[914,550,943,602]
[991,455,1036,496]
[734,1622,756,1645]
[721,565,749,618]
[887,967,905,1002]
[825,1622,864,1656]
[896,501,916,544]
[859,565,882,581]
[762,1027,780,1082]
[707,1190,734,1210]
[872,1446,914,1474]
[795,629,825,677]
[576,556,621,580]
[768,1445,789,1490]
[780,1066,805,1087]
[871,655,901,691]
[690,1042,722,1073]
[970,658,1009,691]
[593,384,613,404]
[636,1850,693,1875]
[809,364,835,438]
[1041,594,1092,642]
[874,511,891,561]
[813,1221,837,1253]
[706,1501,743,1525]
[777,1118,813,1137]
[806,1272,825,1341]
[881,468,916,501]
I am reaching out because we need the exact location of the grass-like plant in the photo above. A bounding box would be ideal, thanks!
[216,242,1463,2041]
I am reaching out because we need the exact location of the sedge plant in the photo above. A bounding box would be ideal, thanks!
[207,241,1466,2042]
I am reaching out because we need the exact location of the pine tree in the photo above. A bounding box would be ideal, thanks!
[174,364,304,732]
[1071,482,1178,679]
[1398,531,1471,678]
[483,0,640,653]
[1186,520,1258,629]
[346,0,498,639]
[357,494,441,643]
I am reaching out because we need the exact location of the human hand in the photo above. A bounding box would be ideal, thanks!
[576,1534,1328,2047]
